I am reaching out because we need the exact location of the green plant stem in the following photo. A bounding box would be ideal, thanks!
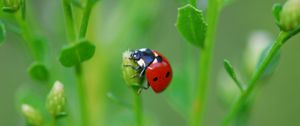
[62,0,77,42]
[75,65,89,126]
[133,91,143,126]
[62,1,89,126]
[14,5,37,61]
[79,2,94,38]
[190,1,221,126]
[222,31,290,126]
[52,117,58,126]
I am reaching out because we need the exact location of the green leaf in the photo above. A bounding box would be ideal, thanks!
[56,112,68,119]
[0,22,6,46]
[176,4,207,48]
[59,39,96,67]
[28,62,49,81]
[272,3,283,28]
[223,59,243,92]
[256,45,280,79]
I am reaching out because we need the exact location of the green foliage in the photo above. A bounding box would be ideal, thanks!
[0,21,6,46]
[223,59,243,91]
[59,39,95,67]
[176,4,207,48]
[272,3,282,24]
[28,62,49,81]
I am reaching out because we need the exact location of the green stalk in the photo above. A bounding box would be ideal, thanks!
[222,31,293,126]
[14,1,38,61]
[190,1,221,126]
[62,0,77,42]
[133,91,143,126]
[79,2,94,38]
[62,1,88,126]
[52,117,58,126]
[75,1,98,126]
[75,65,89,126]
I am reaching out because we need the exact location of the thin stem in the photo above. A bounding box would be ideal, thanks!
[52,117,58,126]
[62,0,77,42]
[15,0,43,62]
[75,65,89,126]
[62,1,89,126]
[222,31,289,126]
[133,91,143,126]
[79,2,94,38]
[190,1,221,126]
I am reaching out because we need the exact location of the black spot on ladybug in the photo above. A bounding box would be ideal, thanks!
[165,71,170,78]
[153,77,158,81]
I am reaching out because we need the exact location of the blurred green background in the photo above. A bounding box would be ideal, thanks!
[1,0,300,126]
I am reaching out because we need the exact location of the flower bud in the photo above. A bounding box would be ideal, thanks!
[122,50,144,87]
[243,31,272,76]
[46,81,67,118]
[280,0,300,31]
[21,104,43,126]
[2,0,21,13]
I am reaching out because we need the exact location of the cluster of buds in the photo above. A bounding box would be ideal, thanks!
[21,104,43,126]
[122,50,144,90]
[275,0,300,31]
[2,0,21,13]
[46,81,67,118]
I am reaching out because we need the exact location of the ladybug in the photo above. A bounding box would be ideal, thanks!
[128,48,172,93]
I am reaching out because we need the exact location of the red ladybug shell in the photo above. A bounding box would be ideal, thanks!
[146,51,172,93]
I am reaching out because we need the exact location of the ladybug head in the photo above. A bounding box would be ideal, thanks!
[130,50,141,61]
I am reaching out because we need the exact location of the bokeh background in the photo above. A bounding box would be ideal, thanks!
[1,0,300,126]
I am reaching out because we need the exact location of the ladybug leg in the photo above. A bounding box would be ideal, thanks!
[137,88,143,94]
[140,82,150,90]
[143,83,150,89]
[137,83,150,94]
[123,64,142,71]
[139,67,146,78]
[123,65,144,79]
[130,74,139,79]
